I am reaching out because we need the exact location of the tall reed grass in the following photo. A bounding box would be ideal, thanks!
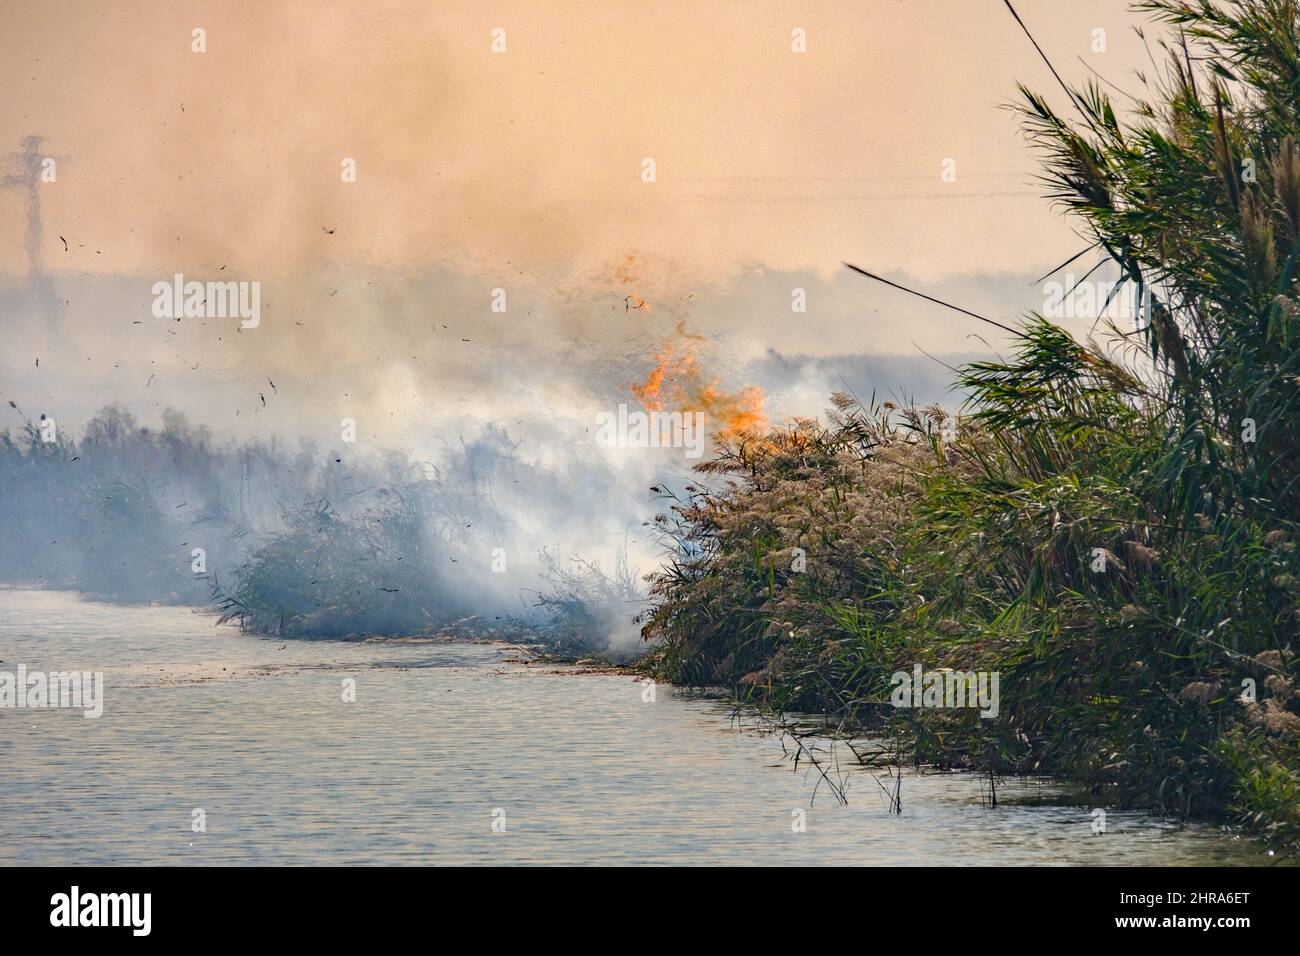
[642,0,1300,854]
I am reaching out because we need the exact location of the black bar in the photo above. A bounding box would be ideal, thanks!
[0,865,1283,941]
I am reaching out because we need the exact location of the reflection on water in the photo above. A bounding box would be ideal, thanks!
[0,589,1272,865]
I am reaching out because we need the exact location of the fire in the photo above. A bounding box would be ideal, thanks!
[632,321,767,442]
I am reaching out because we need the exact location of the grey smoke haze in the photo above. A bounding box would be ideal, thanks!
[1,260,1063,435]
[1,256,1066,654]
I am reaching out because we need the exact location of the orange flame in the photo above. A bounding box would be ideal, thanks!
[632,320,767,442]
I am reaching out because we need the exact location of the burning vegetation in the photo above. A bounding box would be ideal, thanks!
[632,320,767,444]
[640,0,1300,856]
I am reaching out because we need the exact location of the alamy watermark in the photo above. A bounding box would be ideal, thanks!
[152,273,260,328]
[0,665,103,718]
[1042,275,1153,322]
[890,664,999,718]
[50,886,150,936]
[595,404,706,459]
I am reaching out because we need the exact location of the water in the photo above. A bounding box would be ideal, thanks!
[0,589,1272,865]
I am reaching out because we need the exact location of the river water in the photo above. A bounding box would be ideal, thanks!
[0,588,1272,865]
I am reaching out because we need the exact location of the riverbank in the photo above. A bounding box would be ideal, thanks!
[638,1,1300,857]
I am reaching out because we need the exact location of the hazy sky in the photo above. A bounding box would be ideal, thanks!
[1,0,1157,447]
